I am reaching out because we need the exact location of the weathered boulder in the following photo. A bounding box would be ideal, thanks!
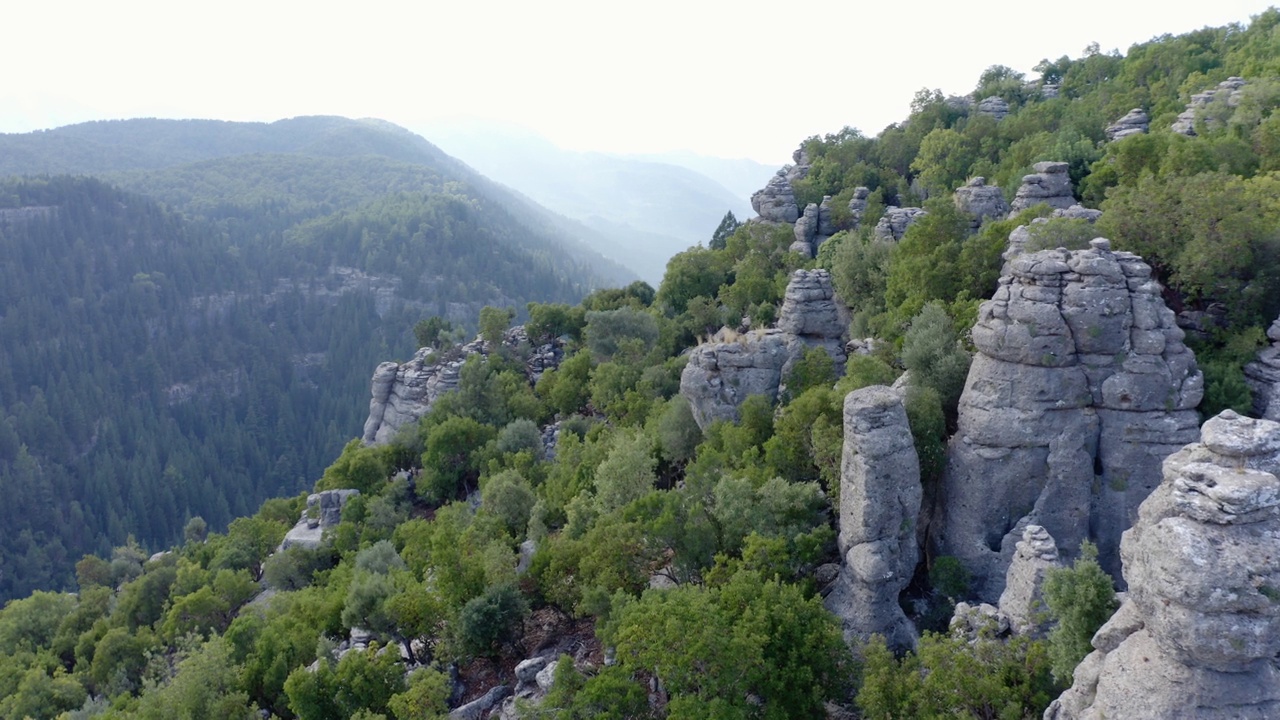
[1104,108,1149,141]
[824,386,922,651]
[938,239,1203,600]
[791,202,820,257]
[874,207,926,242]
[1040,84,1060,100]
[751,169,800,223]
[1172,77,1247,136]
[1047,411,1280,720]
[847,187,871,230]
[996,524,1061,636]
[977,96,1010,121]
[817,195,837,237]
[1009,161,1076,215]
[1244,317,1280,421]
[680,270,848,429]
[953,177,1009,229]
[362,328,562,445]
[280,489,360,550]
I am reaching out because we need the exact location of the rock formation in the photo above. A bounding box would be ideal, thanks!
[847,187,871,230]
[792,196,838,258]
[362,328,562,445]
[280,489,361,550]
[680,270,848,430]
[1245,317,1280,421]
[996,524,1061,636]
[751,169,800,223]
[977,96,1010,121]
[1047,411,1280,720]
[1009,161,1076,215]
[953,177,1010,229]
[1040,84,1060,100]
[1104,108,1149,141]
[938,239,1203,601]
[790,202,819,255]
[823,386,922,651]
[1172,77,1247,136]
[874,207,926,242]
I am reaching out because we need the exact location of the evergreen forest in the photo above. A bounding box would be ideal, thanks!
[5,10,1280,719]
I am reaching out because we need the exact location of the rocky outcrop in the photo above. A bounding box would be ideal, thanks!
[1009,161,1076,215]
[874,207,926,242]
[1040,84,1060,100]
[977,96,1010,121]
[791,202,820,256]
[1245,317,1280,421]
[362,328,562,445]
[280,489,361,550]
[1172,77,1247,136]
[938,239,1203,601]
[953,177,1009,230]
[681,270,848,429]
[847,187,871,230]
[817,195,837,237]
[996,524,1061,636]
[824,386,922,651]
[1047,411,1280,720]
[1104,108,1149,141]
[751,169,800,223]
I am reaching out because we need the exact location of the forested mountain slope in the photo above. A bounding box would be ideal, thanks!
[7,10,1280,720]
[0,119,634,602]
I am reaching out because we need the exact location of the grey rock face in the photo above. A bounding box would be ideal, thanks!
[817,195,838,237]
[939,239,1203,601]
[362,328,562,445]
[997,524,1061,636]
[1244,317,1280,421]
[751,169,800,223]
[1047,411,1280,720]
[954,177,1010,230]
[680,270,848,429]
[1009,161,1076,215]
[280,489,361,550]
[1104,108,1149,141]
[847,187,871,230]
[946,95,974,112]
[977,96,1010,121]
[1172,77,1247,136]
[874,207,927,242]
[1040,84,1060,100]
[791,202,820,257]
[824,386,922,651]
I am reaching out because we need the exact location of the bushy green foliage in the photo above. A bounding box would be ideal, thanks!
[457,584,528,658]
[1043,542,1118,683]
[901,303,972,420]
[857,628,1056,719]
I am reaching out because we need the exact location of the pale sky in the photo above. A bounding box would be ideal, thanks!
[3,0,1275,164]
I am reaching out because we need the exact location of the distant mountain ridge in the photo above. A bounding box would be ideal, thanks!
[420,119,767,283]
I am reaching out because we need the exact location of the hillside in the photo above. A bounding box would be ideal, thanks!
[421,120,757,283]
[6,10,1280,720]
[0,118,636,602]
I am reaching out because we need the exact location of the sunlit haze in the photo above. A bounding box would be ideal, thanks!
[4,0,1275,164]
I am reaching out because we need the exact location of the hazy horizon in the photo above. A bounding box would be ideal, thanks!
[4,0,1275,165]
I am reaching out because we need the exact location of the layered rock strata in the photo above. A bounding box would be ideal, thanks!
[1009,161,1076,215]
[823,386,922,651]
[750,169,800,223]
[977,96,1010,121]
[939,239,1203,600]
[953,177,1009,229]
[1104,108,1149,141]
[873,207,926,242]
[1172,77,1247,136]
[681,270,848,429]
[362,327,562,445]
[1047,411,1280,719]
[1245,316,1280,421]
[996,524,1061,636]
[847,187,871,230]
